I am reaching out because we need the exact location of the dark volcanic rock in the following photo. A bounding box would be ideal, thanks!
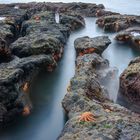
[0,38,12,63]
[115,27,140,48]
[95,9,120,17]
[96,14,140,32]
[10,11,70,60]
[0,54,56,126]
[118,57,140,113]
[10,33,64,58]
[60,13,85,31]
[0,6,30,39]
[0,20,15,45]
[74,36,111,56]
[58,2,104,17]
[21,11,56,36]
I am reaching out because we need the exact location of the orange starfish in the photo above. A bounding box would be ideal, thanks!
[47,65,53,72]
[22,106,30,116]
[78,112,95,122]
[22,82,29,93]
[34,16,40,21]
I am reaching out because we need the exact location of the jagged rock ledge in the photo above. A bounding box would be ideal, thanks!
[58,36,140,140]
[96,14,140,32]
[0,4,87,126]
[0,55,56,126]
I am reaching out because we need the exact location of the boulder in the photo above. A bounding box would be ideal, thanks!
[0,37,12,63]
[118,57,140,113]
[0,54,56,127]
[59,2,104,17]
[11,11,71,60]
[60,13,85,31]
[115,27,140,49]
[74,36,111,56]
[10,33,64,59]
[95,9,120,17]
[96,14,139,32]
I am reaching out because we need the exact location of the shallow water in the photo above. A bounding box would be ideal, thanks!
[0,1,140,140]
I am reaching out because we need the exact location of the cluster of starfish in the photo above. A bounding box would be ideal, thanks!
[78,112,95,122]
[78,48,96,56]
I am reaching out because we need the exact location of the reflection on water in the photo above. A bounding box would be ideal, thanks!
[0,1,140,139]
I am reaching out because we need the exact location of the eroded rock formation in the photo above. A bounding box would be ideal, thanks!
[58,36,140,140]
[96,14,140,32]
[74,36,111,56]
[115,27,140,48]
[0,2,90,126]
[118,57,140,113]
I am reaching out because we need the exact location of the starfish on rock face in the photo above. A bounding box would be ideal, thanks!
[34,16,40,21]
[78,112,95,122]
[22,82,29,93]
[22,106,30,116]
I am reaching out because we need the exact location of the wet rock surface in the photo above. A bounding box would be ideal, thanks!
[115,27,140,48]
[0,38,12,63]
[0,3,87,126]
[95,9,120,17]
[58,2,104,17]
[118,57,140,113]
[58,36,140,140]
[60,13,85,31]
[0,2,140,138]
[74,36,111,56]
[96,14,140,32]
[0,54,56,126]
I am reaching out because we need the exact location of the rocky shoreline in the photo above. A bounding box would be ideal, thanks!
[58,36,140,140]
[0,2,89,126]
[0,2,140,139]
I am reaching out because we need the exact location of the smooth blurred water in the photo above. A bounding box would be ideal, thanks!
[0,1,140,140]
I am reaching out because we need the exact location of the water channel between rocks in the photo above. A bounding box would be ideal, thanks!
[0,16,139,140]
